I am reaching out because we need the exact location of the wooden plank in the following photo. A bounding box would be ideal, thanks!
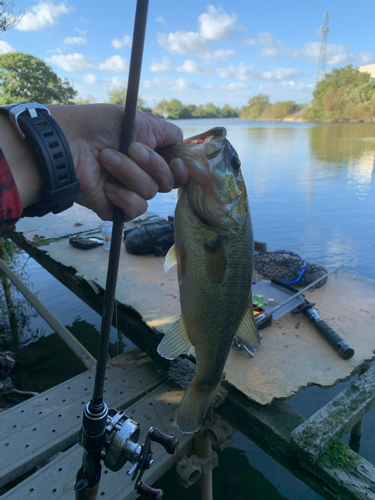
[0,257,96,370]
[218,387,375,500]
[290,364,375,462]
[0,349,165,489]
[2,381,193,500]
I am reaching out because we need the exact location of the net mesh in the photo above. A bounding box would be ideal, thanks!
[253,251,328,289]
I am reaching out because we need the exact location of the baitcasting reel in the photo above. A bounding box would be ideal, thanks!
[76,403,179,499]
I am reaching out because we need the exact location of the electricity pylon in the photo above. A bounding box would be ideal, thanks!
[316,12,330,84]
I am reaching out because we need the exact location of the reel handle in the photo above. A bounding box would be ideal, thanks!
[137,481,163,499]
[150,428,179,455]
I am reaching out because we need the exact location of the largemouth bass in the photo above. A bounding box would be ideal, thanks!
[158,127,260,434]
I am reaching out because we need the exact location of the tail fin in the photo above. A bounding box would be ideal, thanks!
[176,379,221,434]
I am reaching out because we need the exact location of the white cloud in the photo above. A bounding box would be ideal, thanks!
[150,57,175,73]
[0,41,16,54]
[83,74,127,88]
[244,38,256,46]
[172,78,200,91]
[295,41,354,66]
[259,81,314,92]
[328,45,355,66]
[217,63,261,80]
[110,76,128,88]
[198,5,245,40]
[359,53,375,64]
[258,32,282,58]
[143,77,200,92]
[75,28,87,36]
[16,1,71,31]
[83,73,98,85]
[98,55,129,72]
[220,82,249,90]
[294,41,320,62]
[111,35,132,49]
[157,31,210,57]
[46,53,94,71]
[176,60,210,75]
[203,83,214,90]
[64,36,86,45]
[263,68,304,80]
[212,49,236,61]
[156,16,165,24]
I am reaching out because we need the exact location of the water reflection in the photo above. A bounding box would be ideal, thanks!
[308,123,375,165]
[150,118,375,280]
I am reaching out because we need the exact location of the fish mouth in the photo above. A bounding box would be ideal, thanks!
[182,127,226,146]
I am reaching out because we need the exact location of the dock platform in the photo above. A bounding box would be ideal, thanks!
[0,349,192,499]
[3,204,375,499]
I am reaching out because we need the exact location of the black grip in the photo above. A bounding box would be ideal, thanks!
[137,481,163,500]
[303,308,355,360]
[150,428,179,455]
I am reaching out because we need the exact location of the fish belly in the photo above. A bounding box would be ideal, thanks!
[174,189,253,432]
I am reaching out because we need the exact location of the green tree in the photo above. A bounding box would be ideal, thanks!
[306,65,375,121]
[260,101,300,121]
[108,86,150,110]
[240,94,270,119]
[107,87,127,105]
[0,52,76,104]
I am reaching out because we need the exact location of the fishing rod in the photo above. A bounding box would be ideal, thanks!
[245,243,375,360]
[74,2,178,499]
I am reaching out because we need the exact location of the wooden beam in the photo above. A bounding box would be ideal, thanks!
[218,386,375,500]
[0,257,96,370]
[290,364,375,462]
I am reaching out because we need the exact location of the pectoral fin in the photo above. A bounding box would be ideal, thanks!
[235,297,261,352]
[164,244,179,272]
[157,317,193,360]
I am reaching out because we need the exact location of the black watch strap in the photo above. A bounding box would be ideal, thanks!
[0,102,80,217]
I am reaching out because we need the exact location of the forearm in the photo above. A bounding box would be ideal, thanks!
[0,114,42,209]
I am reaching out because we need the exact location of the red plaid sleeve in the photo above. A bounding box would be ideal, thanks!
[0,148,22,231]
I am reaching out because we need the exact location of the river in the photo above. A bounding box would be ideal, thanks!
[1,118,375,499]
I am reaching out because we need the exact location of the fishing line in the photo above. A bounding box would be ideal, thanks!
[115,299,120,410]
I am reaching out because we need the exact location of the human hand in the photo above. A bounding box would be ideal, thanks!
[50,104,189,221]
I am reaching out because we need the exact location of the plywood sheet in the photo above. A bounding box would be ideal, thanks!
[17,207,375,405]
[226,271,375,404]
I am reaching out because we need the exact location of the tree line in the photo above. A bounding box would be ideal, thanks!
[0,52,373,122]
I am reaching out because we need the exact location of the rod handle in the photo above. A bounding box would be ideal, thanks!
[137,481,163,499]
[303,308,355,360]
[150,428,179,455]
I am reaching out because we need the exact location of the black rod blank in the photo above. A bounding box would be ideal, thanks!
[92,0,149,406]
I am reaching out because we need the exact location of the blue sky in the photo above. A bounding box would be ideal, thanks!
[1,0,374,108]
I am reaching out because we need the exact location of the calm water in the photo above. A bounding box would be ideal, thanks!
[2,118,375,499]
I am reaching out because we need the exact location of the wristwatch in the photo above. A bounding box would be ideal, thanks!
[0,102,80,216]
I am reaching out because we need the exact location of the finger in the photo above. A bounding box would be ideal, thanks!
[169,158,189,188]
[100,148,159,200]
[134,111,183,149]
[128,142,176,193]
[104,182,148,222]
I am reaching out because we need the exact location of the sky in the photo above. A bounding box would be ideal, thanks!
[0,0,374,109]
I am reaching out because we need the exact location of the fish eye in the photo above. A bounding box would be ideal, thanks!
[231,154,241,172]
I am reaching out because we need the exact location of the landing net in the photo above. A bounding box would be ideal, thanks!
[253,250,327,289]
